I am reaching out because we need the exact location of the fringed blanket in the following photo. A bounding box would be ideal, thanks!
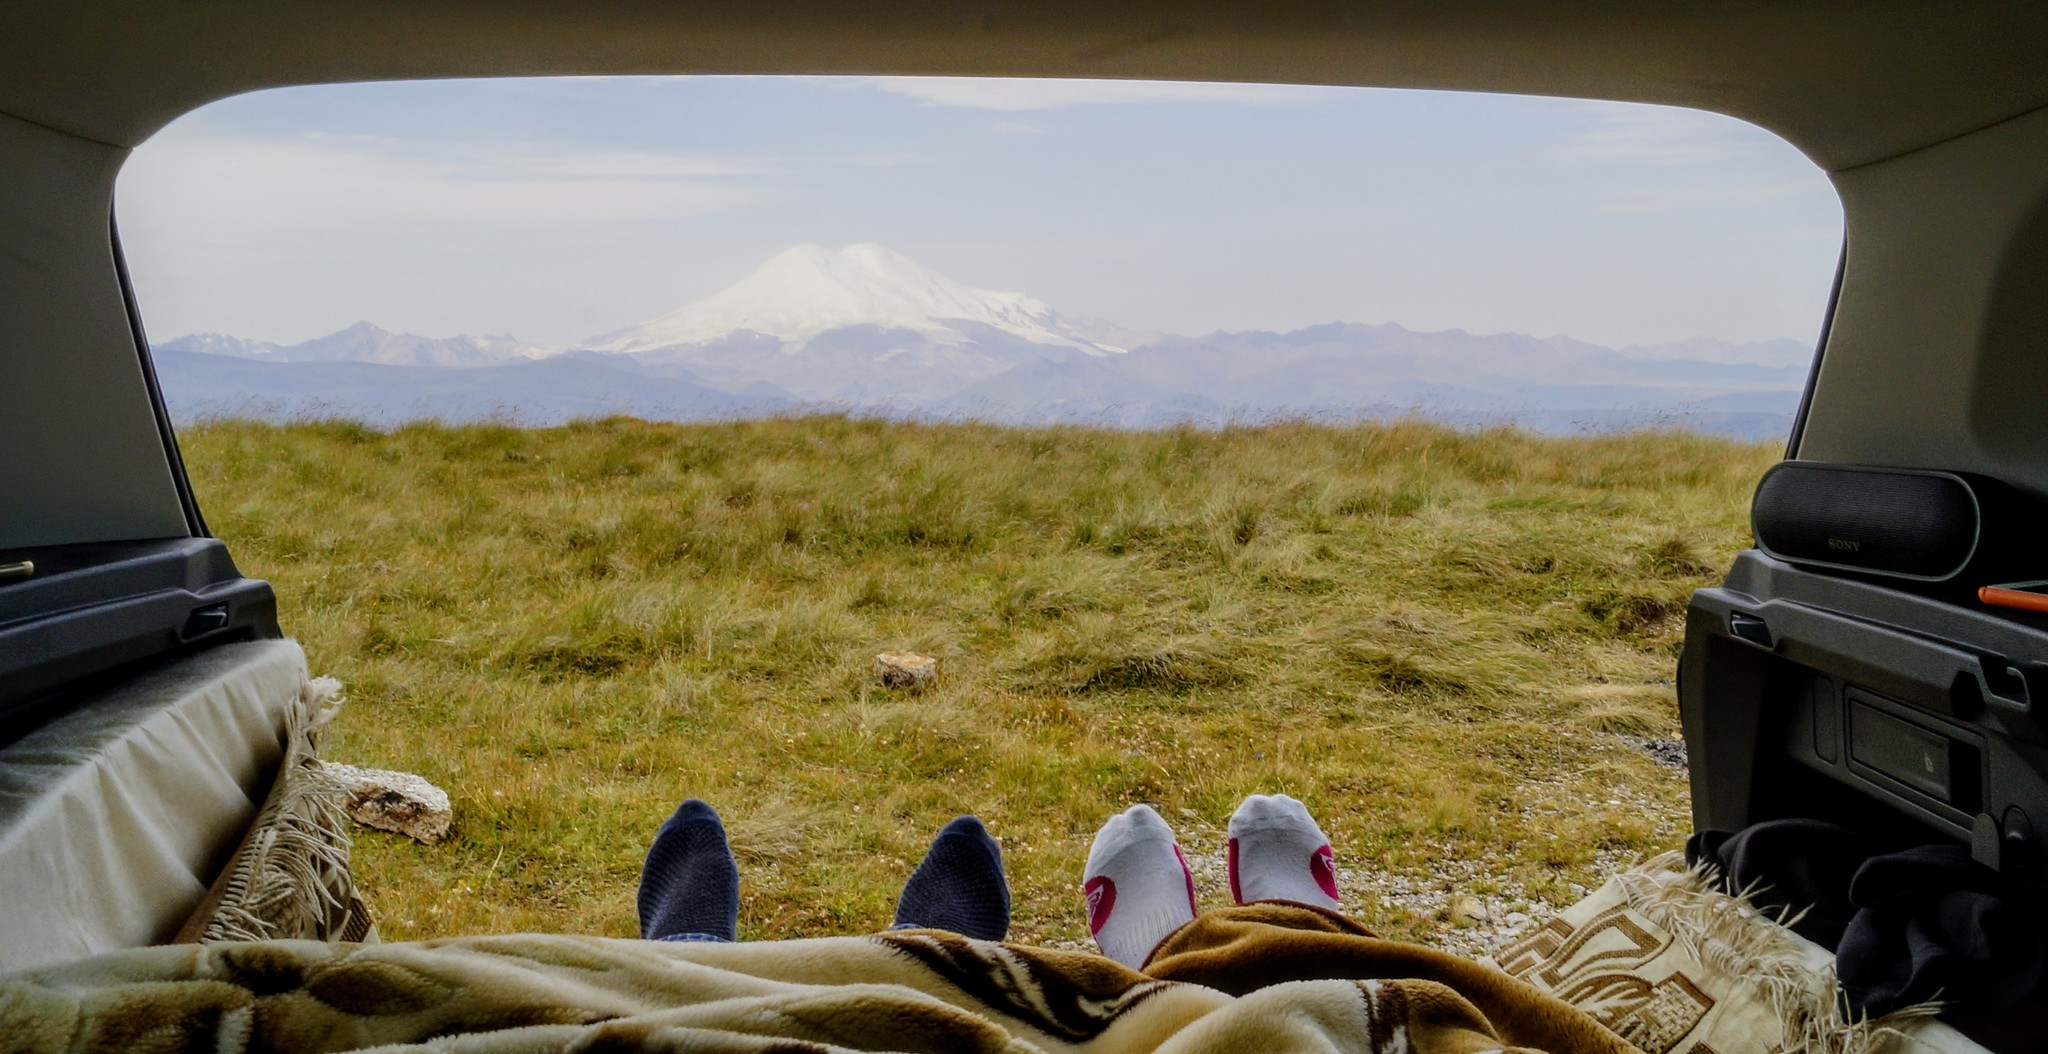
[1492,852,1978,1054]
[1,902,1631,1053]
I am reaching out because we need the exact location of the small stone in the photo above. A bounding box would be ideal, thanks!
[325,763,453,845]
[874,651,937,690]
[1448,896,1489,927]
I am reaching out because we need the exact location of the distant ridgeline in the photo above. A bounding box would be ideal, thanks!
[152,244,1809,439]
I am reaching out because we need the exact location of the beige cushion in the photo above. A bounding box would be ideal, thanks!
[0,639,306,971]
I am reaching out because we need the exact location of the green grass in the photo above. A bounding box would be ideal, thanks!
[179,415,1776,946]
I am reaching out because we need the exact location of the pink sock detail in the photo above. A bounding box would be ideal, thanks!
[1085,875,1117,935]
[1226,837,1242,903]
[1311,844,1339,901]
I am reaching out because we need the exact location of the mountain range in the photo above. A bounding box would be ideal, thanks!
[152,243,1811,438]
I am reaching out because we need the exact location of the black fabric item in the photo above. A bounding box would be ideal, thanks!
[1686,819,1871,948]
[1837,843,2046,1017]
[892,815,1011,941]
[1690,821,2048,1022]
[638,798,741,942]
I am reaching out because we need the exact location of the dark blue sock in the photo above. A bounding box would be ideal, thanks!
[892,815,1010,941]
[638,798,740,941]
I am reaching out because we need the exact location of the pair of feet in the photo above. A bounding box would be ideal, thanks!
[1084,794,1340,967]
[638,800,1011,942]
[637,792,1340,969]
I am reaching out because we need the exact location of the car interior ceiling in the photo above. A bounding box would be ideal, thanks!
[6,3,2048,1045]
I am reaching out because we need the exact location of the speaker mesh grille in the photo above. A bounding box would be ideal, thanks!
[1753,465,1978,580]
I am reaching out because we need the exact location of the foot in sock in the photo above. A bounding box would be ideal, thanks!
[638,798,741,941]
[892,816,1011,941]
[1083,804,1199,968]
[1227,793,1341,909]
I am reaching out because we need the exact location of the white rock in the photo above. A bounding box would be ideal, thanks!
[1448,896,1490,926]
[874,651,938,690]
[325,763,453,845]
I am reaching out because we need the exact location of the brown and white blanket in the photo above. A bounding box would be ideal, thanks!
[0,902,1631,1053]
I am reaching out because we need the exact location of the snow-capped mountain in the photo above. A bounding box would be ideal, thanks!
[155,322,544,368]
[590,243,1121,356]
[146,243,1817,438]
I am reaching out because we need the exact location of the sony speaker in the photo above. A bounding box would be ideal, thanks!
[1751,462,2022,584]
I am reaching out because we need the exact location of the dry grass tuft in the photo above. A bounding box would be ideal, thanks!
[179,414,1774,946]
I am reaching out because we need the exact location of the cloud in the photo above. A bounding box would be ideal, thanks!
[118,136,764,239]
[867,77,1317,111]
[1556,102,1772,166]
[993,122,1042,135]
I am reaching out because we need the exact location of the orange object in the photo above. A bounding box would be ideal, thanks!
[1979,581,2048,614]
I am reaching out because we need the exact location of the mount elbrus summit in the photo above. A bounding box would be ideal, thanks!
[152,244,1810,437]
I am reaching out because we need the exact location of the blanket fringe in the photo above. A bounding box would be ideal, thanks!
[1614,851,1939,1054]
[198,676,373,944]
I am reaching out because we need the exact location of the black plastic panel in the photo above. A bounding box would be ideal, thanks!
[0,537,280,735]
[1681,549,2048,880]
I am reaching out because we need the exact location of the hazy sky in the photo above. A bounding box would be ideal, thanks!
[117,76,1844,350]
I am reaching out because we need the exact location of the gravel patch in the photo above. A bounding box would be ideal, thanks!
[1627,734,1690,772]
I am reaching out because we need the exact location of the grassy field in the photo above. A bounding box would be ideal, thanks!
[180,415,1777,949]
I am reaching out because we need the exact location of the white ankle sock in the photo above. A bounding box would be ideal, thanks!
[1227,793,1341,909]
[1083,804,1198,968]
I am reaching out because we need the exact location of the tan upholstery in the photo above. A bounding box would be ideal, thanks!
[0,640,307,972]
